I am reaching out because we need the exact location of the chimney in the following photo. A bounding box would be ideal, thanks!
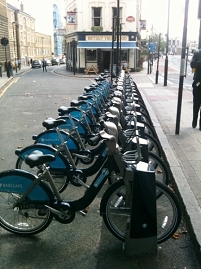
[20,2,24,11]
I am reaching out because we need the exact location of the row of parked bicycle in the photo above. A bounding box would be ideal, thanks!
[0,70,181,244]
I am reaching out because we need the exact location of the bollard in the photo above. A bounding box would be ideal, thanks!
[124,161,157,256]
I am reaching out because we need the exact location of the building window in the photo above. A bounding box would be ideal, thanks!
[11,12,14,23]
[86,50,96,61]
[24,35,26,45]
[92,8,102,26]
[112,7,122,23]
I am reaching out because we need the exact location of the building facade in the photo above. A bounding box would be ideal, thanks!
[64,0,142,73]
[53,2,63,57]
[0,0,10,70]
[6,2,52,66]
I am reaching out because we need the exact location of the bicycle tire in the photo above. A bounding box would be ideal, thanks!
[108,151,168,186]
[0,172,53,235]
[101,179,181,244]
[144,133,162,157]
[147,151,169,185]
[142,121,157,139]
[140,111,154,128]
[16,157,69,193]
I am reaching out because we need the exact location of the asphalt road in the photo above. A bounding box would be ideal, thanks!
[0,67,200,269]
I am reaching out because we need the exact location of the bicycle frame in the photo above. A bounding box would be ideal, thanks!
[12,150,121,214]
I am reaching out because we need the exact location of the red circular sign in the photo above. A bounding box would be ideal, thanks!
[126,16,135,22]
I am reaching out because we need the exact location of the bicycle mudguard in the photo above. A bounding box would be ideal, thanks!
[0,169,54,201]
[15,144,70,170]
[32,129,80,149]
[57,116,87,134]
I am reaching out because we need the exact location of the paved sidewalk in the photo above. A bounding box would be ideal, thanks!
[0,63,200,259]
[0,66,31,96]
[131,65,201,257]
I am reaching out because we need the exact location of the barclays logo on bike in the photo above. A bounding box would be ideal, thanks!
[40,138,60,142]
[0,183,22,189]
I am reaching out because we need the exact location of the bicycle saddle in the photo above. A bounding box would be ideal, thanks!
[58,106,80,115]
[25,150,55,168]
[78,95,94,101]
[42,118,66,130]
[84,86,96,93]
[70,100,87,107]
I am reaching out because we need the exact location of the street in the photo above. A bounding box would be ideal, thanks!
[0,67,200,269]
[153,54,194,91]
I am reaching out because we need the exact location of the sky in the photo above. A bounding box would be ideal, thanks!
[141,0,200,42]
[7,0,65,34]
[8,0,200,42]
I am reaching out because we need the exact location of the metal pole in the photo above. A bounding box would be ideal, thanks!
[147,36,150,74]
[198,0,201,48]
[5,46,7,62]
[111,16,116,83]
[155,33,161,84]
[73,41,75,75]
[116,0,120,77]
[164,0,170,86]
[175,0,189,134]
[120,23,122,69]
[12,22,17,73]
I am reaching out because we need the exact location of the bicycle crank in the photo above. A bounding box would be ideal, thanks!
[45,202,75,224]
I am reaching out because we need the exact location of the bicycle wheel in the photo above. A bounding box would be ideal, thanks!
[140,111,154,128]
[0,191,53,235]
[147,151,169,185]
[144,133,162,157]
[143,121,157,139]
[101,179,181,244]
[109,151,168,186]
[16,157,69,193]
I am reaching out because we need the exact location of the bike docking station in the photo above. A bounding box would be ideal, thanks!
[123,137,157,256]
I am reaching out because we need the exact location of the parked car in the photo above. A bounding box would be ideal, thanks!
[51,59,60,66]
[46,60,52,66]
[32,60,41,68]
[59,58,66,64]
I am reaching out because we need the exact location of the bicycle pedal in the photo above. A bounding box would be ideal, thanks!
[38,208,48,216]
[79,207,89,216]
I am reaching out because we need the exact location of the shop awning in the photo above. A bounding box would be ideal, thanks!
[77,41,138,49]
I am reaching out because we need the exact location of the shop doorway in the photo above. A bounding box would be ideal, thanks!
[100,51,110,72]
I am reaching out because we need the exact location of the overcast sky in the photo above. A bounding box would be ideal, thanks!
[8,0,200,42]
[141,0,200,41]
[7,0,65,34]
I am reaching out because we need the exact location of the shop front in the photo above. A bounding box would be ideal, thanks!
[65,32,139,74]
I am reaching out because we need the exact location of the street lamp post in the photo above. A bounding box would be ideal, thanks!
[116,0,120,77]
[198,0,201,48]
[164,0,170,86]
[42,37,44,57]
[72,39,76,75]
[119,23,125,69]
[111,16,116,83]
[12,22,17,73]
[175,0,189,135]
[155,33,161,84]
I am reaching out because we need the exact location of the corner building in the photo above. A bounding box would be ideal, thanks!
[64,0,142,73]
